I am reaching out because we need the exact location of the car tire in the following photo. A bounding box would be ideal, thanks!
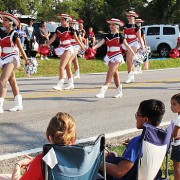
[158,44,171,57]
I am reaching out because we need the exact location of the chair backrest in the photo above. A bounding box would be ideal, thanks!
[138,123,173,180]
[42,134,106,180]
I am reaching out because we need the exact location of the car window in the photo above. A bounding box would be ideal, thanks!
[147,27,160,35]
[163,27,175,35]
[46,23,59,32]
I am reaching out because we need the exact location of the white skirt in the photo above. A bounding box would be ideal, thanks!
[104,54,125,66]
[54,46,74,56]
[0,54,20,68]
[122,40,140,50]
[73,45,80,51]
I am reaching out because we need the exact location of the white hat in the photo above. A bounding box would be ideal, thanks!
[70,19,78,24]
[0,12,20,26]
[107,18,124,26]
[125,11,139,18]
[57,13,72,21]
[135,19,145,23]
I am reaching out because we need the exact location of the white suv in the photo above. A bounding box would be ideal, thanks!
[142,24,180,57]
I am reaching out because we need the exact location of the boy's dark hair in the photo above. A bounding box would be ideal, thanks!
[138,99,165,126]
[171,93,180,105]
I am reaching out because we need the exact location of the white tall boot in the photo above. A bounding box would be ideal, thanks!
[64,78,74,90]
[74,69,80,79]
[53,79,64,91]
[95,85,108,98]
[9,94,23,112]
[0,98,4,114]
[114,85,123,98]
[125,72,135,84]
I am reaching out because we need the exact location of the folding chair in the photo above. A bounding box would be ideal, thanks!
[138,123,173,180]
[42,134,106,180]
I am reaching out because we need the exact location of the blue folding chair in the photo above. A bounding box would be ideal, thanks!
[137,123,173,180]
[42,134,106,180]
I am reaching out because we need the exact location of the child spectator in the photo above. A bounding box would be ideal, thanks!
[0,112,77,180]
[86,27,96,47]
[170,93,180,180]
[38,21,50,60]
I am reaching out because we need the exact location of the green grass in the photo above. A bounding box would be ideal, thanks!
[110,146,174,180]
[14,57,180,78]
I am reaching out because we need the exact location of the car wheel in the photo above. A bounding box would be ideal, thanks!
[158,45,170,57]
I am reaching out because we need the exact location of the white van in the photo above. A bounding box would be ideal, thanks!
[142,24,180,57]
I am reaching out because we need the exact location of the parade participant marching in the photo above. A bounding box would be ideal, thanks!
[123,11,145,83]
[0,12,29,113]
[92,18,137,98]
[46,14,85,90]
[69,19,81,79]
[134,18,146,74]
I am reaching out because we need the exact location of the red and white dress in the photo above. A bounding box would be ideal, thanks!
[54,26,75,56]
[122,23,140,50]
[103,33,125,65]
[70,30,80,51]
[0,30,19,68]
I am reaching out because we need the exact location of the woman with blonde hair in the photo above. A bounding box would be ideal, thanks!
[0,112,77,180]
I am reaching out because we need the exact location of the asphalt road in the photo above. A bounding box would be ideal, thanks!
[0,68,179,155]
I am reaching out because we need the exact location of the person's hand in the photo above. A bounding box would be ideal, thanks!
[25,59,30,65]
[122,138,131,146]
[16,157,33,169]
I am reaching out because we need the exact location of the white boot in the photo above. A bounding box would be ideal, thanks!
[125,72,135,84]
[53,79,64,91]
[114,85,123,98]
[9,95,23,112]
[73,69,80,79]
[0,98,4,114]
[64,78,74,90]
[95,85,108,98]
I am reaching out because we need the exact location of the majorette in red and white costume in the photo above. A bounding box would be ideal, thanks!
[92,18,136,98]
[46,13,85,91]
[123,11,140,50]
[103,19,125,65]
[0,12,29,114]
[54,14,74,57]
[0,12,20,68]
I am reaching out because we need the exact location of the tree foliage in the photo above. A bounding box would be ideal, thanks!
[0,0,180,32]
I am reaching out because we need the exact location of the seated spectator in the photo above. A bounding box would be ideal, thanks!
[85,27,96,47]
[38,21,50,60]
[100,99,165,179]
[0,112,77,180]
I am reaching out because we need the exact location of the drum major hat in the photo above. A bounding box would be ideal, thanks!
[0,12,20,26]
[125,11,139,18]
[57,13,72,21]
[135,19,145,23]
[107,18,124,26]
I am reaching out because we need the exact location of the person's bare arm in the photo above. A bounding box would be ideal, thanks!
[46,33,57,46]
[16,38,29,64]
[172,125,180,138]
[136,29,145,49]
[11,158,33,180]
[100,159,134,178]
[92,39,105,50]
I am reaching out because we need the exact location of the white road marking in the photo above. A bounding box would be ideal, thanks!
[0,121,171,161]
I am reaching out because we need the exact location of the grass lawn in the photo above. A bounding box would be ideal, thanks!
[14,56,180,78]
[110,145,174,179]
